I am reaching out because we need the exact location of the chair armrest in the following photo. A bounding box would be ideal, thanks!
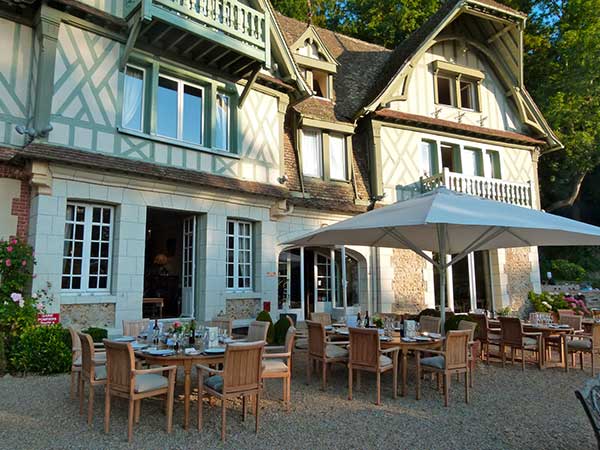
[263,352,291,359]
[381,347,400,354]
[265,345,286,352]
[414,349,445,356]
[523,332,542,337]
[196,363,224,375]
[488,328,501,332]
[134,365,177,375]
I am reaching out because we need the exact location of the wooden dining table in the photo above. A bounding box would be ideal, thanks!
[135,345,224,430]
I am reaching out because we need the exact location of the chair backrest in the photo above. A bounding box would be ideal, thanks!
[420,315,441,334]
[68,326,81,364]
[469,313,488,341]
[575,377,600,447]
[559,314,583,331]
[348,327,380,368]
[77,332,98,381]
[444,330,470,370]
[306,320,326,358]
[458,320,477,341]
[223,341,265,394]
[208,319,233,336]
[284,326,296,355]
[285,315,294,328]
[592,323,600,351]
[310,312,332,326]
[247,320,269,342]
[499,316,523,346]
[558,309,575,319]
[593,309,600,319]
[122,319,150,337]
[103,339,135,395]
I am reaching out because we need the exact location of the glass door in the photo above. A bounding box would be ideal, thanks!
[181,216,196,317]
[313,251,333,314]
[277,249,304,320]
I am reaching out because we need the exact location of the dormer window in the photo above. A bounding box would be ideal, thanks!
[432,60,483,112]
[300,40,321,60]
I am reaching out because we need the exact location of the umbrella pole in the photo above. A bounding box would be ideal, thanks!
[437,224,448,334]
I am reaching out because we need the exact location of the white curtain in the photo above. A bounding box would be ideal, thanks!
[215,94,229,150]
[302,129,322,177]
[122,69,143,130]
[329,134,346,180]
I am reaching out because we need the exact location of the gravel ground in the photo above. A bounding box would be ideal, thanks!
[0,355,595,450]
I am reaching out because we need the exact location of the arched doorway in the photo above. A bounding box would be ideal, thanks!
[277,246,363,321]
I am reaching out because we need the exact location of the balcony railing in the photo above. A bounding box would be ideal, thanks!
[421,168,533,208]
[125,0,268,64]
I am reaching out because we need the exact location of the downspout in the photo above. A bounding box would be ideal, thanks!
[292,113,306,195]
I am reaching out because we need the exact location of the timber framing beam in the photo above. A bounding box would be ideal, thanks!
[238,63,261,108]
[119,13,142,71]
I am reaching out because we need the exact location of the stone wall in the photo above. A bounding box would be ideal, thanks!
[225,298,261,320]
[391,249,427,313]
[60,303,115,329]
[505,247,533,313]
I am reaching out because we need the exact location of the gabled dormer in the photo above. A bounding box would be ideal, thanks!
[290,26,338,100]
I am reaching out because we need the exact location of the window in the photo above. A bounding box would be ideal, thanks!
[420,140,438,177]
[441,143,459,172]
[312,70,329,98]
[436,75,455,106]
[485,150,502,179]
[329,133,347,180]
[122,65,145,131]
[300,39,320,59]
[302,129,323,178]
[226,220,252,290]
[462,147,482,176]
[215,93,230,151]
[460,79,478,111]
[157,75,203,145]
[62,203,113,292]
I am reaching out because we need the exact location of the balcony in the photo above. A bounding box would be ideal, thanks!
[421,168,533,208]
[124,0,269,76]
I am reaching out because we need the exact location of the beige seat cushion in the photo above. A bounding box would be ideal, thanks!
[325,344,348,359]
[134,373,169,393]
[205,375,223,393]
[379,355,392,368]
[421,355,445,369]
[262,358,288,374]
[568,339,592,350]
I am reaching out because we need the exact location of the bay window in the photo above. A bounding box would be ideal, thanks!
[61,203,113,292]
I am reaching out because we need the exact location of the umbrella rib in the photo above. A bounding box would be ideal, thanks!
[505,229,533,247]
[445,227,507,269]
[383,227,439,268]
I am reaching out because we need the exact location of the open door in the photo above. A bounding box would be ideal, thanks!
[181,216,196,317]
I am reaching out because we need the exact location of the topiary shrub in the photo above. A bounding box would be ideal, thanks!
[82,327,108,343]
[255,310,274,344]
[273,316,292,345]
[444,314,478,333]
[550,259,586,282]
[10,325,71,375]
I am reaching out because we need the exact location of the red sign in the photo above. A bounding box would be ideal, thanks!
[37,313,60,325]
[263,301,271,312]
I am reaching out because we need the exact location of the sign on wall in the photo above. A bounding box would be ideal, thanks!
[37,313,60,325]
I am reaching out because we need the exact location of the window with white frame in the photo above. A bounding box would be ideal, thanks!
[460,79,478,111]
[435,72,480,112]
[61,203,113,292]
[436,74,455,106]
[420,140,438,177]
[122,65,145,132]
[157,75,204,145]
[301,128,323,178]
[329,133,347,180]
[226,219,253,290]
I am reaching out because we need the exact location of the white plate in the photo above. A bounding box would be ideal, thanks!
[113,336,136,342]
[429,333,442,339]
[415,336,432,341]
[204,348,226,354]
[402,337,416,342]
[184,349,201,356]
[379,336,392,342]
[145,349,175,356]
[131,343,148,350]
[336,329,349,335]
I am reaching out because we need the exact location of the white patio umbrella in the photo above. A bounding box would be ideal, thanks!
[284,188,600,329]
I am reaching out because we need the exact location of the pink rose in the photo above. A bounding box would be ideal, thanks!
[10,293,22,303]
[174,321,181,328]
[21,260,27,266]
[11,239,17,244]
[6,246,12,253]
[5,259,11,267]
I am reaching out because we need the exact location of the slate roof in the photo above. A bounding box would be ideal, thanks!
[374,109,546,146]
[273,11,391,122]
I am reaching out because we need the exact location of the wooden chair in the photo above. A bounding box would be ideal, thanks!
[458,320,478,387]
[77,332,107,425]
[416,330,471,406]
[68,327,82,399]
[564,323,600,375]
[262,327,295,409]
[347,328,399,405]
[306,321,348,390]
[197,341,265,442]
[575,375,600,448]
[310,312,332,326]
[592,309,600,320]
[499,317,542,370]
[470,313,501,364]
[545,314,583,363]
[122,319,150,337]
[420,315,441,334]
[103,340,176,443]
[208,319,233,336]
[557,309,575,319]
[245,320,269,342]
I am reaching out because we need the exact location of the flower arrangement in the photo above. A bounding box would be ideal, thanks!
[169,321,184,334]
[564,295,591,316]
[528,291,591,317]
[372,316,384,329]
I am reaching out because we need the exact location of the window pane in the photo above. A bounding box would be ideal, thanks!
[329,134,346,180]
[215,93,229,150]
[302,129,322,177]
[437,76,453,106]
[123,66,144,131]
[157,77,178,138]
[182,84,203,144]
[420,141,436,176]
[460,80,476,110]
[462,148,481,176]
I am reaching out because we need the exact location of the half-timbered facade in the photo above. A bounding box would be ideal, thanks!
[0,0,559,332]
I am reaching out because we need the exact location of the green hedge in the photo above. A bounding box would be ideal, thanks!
[273,316,292,345]
[82,327,107,343]
[10,325,71,375]
[255,310,274,344]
